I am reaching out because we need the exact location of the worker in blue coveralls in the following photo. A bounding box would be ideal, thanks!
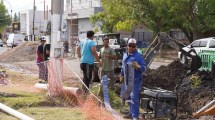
[120,38,146,120]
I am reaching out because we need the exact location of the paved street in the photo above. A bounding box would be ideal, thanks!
[0,46,172,78]
[64,56,172,78]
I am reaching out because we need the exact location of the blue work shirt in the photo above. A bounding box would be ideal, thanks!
[120,50,146,118]
[80,38,96,64]
[121,50,146,81]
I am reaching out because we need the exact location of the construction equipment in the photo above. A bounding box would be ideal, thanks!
[198,50,215,76]
[141,87,177,120]
[144,32,202,71]
[139,33,201,119]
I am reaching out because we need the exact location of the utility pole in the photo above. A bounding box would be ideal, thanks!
[46,5,48,20]
[66,0,71,50]
[50,0,64,58]
[44,0,45,20]
[32,0,35,41]
[49,0,64,97]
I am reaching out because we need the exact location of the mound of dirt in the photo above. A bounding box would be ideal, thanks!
[144,60,186,90]
[143,60,215,115]
[0,41,39,62]
[176,71,215,114]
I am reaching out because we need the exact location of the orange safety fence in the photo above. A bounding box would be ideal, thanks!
[46,58,117,120]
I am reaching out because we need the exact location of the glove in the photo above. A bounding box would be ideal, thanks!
[132,62,141,70]
[119,76,124,83]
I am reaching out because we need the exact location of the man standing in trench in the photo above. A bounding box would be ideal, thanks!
[120,38,146,120]
[77,30,101,94]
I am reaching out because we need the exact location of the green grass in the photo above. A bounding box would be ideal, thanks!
[0,107,86,120]
[0,68,86,120]
[90,83,125,111]
[0,92,56,109]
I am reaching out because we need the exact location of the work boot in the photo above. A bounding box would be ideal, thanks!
[132,117,139,120]
[123,113,132,119]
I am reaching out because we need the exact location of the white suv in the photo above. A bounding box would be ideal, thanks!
[178,37,215,64]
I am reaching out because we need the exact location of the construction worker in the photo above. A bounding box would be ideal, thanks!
[99,37,117,90]
[77,30,101,94]
[120,38,146,120]
[36,37,46,82]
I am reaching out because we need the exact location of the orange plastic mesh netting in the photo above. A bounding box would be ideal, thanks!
[47,58,117,120]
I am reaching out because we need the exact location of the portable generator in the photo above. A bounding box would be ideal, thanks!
[140,87,177,119]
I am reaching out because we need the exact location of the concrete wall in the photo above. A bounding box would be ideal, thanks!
[65,0,103,44]
[78,18,93,40]
[72,0,102,10]
[20,10,51,40]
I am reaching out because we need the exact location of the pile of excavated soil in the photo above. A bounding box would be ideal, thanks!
[143,60,215,116]
[144,60,186,90]
[176,71,215,114]
[0,41,39,62]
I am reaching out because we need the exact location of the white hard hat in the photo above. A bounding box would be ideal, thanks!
[40,36,46,41]
[128,38,137,44]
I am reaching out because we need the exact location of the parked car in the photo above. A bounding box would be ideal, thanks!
[0,39,3,47]
[6,33,25,48]
[178,37,215,64]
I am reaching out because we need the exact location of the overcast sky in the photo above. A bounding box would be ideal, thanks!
[3,0,51,15]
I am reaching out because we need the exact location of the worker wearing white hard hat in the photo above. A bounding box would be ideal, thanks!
[120,38,146,120]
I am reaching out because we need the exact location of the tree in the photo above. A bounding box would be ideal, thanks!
[0,3,10,32]
[90,0,136,33]
[132,0,215,42]
[169,0,215,42]
[92,0,215,42]
[13,12,18,22]
[18,12,20,22]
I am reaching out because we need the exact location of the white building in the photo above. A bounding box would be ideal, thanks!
[65,0,103,43]
[20,10,51,40]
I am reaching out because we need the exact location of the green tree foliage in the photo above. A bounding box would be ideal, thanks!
[14,12,18,22]
[90,0,136,33]
[0,3,10,32]
[156,0,215,42]
[130,0,215,42]
[91,0,215,42]
[131,0,172,34]
[18,12,20,22]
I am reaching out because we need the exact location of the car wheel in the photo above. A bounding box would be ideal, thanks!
[180,54,188,65]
